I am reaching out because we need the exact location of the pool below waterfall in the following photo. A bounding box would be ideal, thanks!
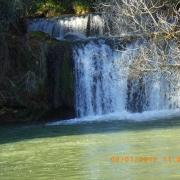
[1,118,180,180]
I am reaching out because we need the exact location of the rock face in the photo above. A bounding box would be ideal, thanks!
[46,40,75,117]
[0,32,75,123]
[64,32,86,41]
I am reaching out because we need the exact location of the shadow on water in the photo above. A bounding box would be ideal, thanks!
[0,117,180,144]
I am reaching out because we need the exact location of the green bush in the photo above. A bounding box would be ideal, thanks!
[35,0,97,16]
[72,0,92,15]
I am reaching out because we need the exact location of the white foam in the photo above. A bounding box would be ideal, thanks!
[46,109,180,126]
[28,14,104,39]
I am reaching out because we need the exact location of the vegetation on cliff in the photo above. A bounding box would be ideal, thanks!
[32,0,96,16]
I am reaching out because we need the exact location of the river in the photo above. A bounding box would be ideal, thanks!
[1,118,180,179]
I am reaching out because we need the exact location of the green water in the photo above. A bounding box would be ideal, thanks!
[1,119,180,180]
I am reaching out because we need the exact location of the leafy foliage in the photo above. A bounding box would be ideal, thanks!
[27,0,97,17]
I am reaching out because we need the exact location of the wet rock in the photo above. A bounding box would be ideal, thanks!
[63,32,86,41]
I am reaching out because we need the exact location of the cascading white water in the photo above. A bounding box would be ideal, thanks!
[28,14,104,39]
[89,14,105,36]
[28,16,88,39]
[73,39,180,118]
[74,40,135,117]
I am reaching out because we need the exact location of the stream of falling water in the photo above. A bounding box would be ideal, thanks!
[73,40,180,118]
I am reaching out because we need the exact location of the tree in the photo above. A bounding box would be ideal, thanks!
[96,0,180,37]
[95,0,180,83]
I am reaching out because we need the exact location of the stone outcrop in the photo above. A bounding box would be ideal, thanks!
[0,32,75,123]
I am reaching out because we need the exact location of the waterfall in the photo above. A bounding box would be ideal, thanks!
[74,40,134,117]
[73,39,180,118]
[28,14,104,39]
[28,13,180,122]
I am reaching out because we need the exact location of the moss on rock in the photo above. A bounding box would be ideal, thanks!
[46,40,74,110]
[0,32,75,124]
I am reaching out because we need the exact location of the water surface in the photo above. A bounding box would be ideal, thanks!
[0,118,180,180]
